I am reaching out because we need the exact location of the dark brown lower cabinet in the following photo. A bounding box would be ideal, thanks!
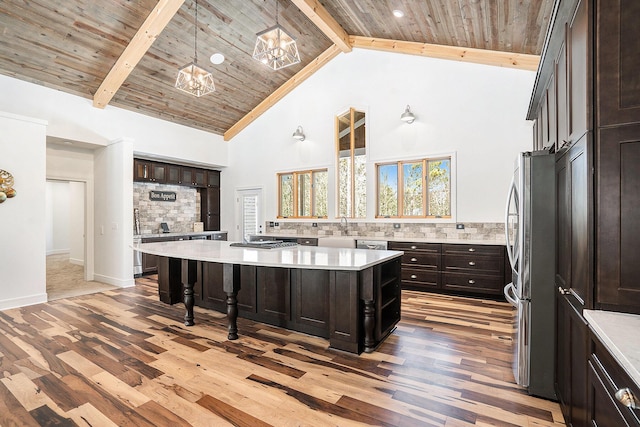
[142,236,176,274]
[292,269,330,338]
[155,257,401,354]
[200,263,256,315]
[388,241,507,298]
[588,331,640,426]
[556,292,588,427]
[256,267,290,327]
[157,257,182,304]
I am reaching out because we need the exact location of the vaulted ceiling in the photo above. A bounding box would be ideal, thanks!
[0,0,554,140]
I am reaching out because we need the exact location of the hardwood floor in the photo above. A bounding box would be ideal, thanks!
[0,276,565,426]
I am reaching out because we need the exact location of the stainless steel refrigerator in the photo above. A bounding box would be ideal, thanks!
[504,150,556,400]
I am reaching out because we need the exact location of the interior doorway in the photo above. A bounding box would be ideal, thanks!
[45,179,113,300]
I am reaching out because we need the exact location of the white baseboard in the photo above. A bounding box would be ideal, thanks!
[46,249,70,256]
[93,273,135,288]
[69,258,84,266]
[0,293,48,310]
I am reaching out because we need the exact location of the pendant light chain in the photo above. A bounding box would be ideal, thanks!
[194,0,198,64]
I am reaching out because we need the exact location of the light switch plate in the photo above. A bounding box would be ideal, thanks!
[456,223,465,229]
[393,223,401,229]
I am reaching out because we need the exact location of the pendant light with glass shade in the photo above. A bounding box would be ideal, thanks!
[175,0,215,97]
[253,0,301,70]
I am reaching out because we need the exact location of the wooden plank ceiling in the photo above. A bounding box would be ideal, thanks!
[0,0,554,140]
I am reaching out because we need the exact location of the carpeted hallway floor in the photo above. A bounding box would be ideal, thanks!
[46,253,117,300]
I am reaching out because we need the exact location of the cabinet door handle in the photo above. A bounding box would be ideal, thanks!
[304,240,310,244]
[615,388,638,409]
[558,286,570,295]
[410,245,417,249]
[468,248,476,252]
[410,258,418,262]
[410,275,417,279]
[468,280,475,284]
[468,261,476,266]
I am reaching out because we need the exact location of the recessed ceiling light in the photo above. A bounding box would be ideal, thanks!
[210,53,225,65]
[392,9,404,18]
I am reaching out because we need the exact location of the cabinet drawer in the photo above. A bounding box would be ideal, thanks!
[400,252,440,269]
[441,272,504,295]
[389,241,441,253]
[442,244,503,256]
[590,333,640,425]
[443,254,503,274]
[401,268,439,287]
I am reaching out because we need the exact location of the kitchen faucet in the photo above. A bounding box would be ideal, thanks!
[340,216,348,235]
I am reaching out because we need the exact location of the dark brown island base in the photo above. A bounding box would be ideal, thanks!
[134,240,403,354]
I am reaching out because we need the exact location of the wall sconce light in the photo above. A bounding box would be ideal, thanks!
[400,105,416,124]
[292,126,306,141]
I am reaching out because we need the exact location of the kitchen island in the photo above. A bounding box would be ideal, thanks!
[133,240,403,353]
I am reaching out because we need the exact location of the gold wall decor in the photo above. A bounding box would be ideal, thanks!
[0,169,16,203]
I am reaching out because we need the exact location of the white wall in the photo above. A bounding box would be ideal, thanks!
[45,181,70,255]
[94,138,134,287]
[0,74,229,167]
[223,49,535,238]
[0,112,48,309]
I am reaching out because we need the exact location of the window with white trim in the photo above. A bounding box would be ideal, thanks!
[278,169,328,218]
[377,157,452,218]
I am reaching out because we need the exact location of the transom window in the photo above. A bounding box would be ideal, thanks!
[336,108,366,218]
[377,157,452,218]
[278,169,328,218]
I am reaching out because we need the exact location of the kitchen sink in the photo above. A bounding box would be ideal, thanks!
[317,236,356,248]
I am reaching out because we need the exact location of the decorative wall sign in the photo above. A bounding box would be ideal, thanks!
[149,190,177,202]
[0,169,16,203]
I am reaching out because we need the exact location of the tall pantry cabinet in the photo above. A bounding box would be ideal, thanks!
[529,0,640,425]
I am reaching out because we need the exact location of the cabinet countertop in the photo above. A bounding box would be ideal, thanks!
[137,231,227,239]
[255,233,505,246]
[133,239,403,271]
[584,309,640,388]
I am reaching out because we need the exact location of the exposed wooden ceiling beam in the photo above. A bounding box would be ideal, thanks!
[290,0,351,53]
[93,0,185,109]
[350,36,540,71]
[224,44,342,141]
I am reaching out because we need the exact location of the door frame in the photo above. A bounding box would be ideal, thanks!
[235,187,264,242]
[45,176,94,282]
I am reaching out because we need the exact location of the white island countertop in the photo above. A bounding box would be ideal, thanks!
[134,239,403,271]
[584,309,640,387]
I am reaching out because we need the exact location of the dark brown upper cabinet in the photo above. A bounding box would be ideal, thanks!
[596,0,640,128]
[134,159,165,183]
[206,170,220,187]
[166,164,182,185]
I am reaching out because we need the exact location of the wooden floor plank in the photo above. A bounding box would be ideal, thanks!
[0,279,565,426]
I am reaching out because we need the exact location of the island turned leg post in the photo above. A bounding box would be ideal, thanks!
[181,259,197,326]
[222,263,240,340]
[226,292,238,340]
[363,300,376,353]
